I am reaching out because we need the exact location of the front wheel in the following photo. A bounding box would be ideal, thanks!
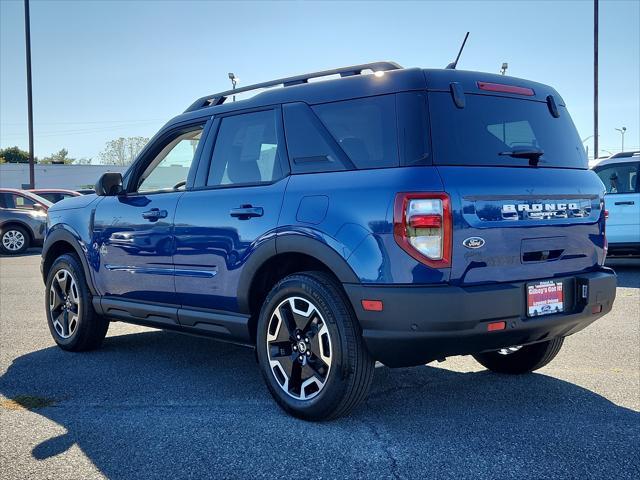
[473,337,565,374]
[45,253,109,351]
[0,226,30,255]
[256,272,374,420]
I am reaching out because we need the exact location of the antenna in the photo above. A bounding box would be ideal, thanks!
[445,32,470,69]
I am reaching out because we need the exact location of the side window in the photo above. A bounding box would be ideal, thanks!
[312,95,399,169]
[282,102,351,174]
[0,193,12,208]
[14,195,36,210]
[596,163,639,194]
[138,127,204,193]
[207,110,283,186]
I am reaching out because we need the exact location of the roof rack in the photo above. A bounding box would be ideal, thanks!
[185,61,403,113]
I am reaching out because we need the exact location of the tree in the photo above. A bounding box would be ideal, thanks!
[40,148,75,165]
[73,157,92,165]
[99,136,149,166]
[0,146,30,163]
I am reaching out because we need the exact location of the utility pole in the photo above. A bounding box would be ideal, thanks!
[24,0,35,188]
[615,127,627,152]
[594,0,599,160]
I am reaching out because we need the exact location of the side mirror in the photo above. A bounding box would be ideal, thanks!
[33,203,47,212]
[95,172,123,196]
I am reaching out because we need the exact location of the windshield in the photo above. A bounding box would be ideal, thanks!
[23,191,54,208]
[428,92,587,169]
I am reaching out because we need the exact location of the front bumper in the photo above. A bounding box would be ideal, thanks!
[344,268,617,367]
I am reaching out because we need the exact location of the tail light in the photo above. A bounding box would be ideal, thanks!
[393,193,452,268]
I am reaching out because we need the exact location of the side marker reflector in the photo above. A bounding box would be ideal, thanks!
[592,305,602,314]
[362,300,383,312]
[487,321,506,332]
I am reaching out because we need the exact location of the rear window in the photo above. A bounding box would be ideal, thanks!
[428,92,587,169]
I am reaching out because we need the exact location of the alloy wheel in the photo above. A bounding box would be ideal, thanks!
[266,296,332,400]
[49,269,80,339]
[2,230,25,251]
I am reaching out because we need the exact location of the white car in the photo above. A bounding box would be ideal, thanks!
[592,151,640,256]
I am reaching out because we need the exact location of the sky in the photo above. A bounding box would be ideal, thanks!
[1,0,639,162]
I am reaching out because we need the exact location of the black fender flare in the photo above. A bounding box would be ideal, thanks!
[42,227,98,295]
[236,233,359,314]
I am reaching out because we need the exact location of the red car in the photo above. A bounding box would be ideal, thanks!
[28,188,81,204]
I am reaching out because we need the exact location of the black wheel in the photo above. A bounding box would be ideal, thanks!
[0,225,30,255]
[256,271,374,420]
[473,337,565,374]
[45,253,109,351]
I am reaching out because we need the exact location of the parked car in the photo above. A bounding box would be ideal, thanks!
[76,189,96,195]
[41,62,617,420]
[28,188,81,204]
[0,188,52,254]
[592,151,640,256]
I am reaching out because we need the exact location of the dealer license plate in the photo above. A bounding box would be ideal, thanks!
[527,281,564,317]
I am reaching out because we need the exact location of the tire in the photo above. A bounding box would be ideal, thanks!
[45,253,109,351]
[473,337,565,374]
[0,225,30,255]
[256,271,375,420]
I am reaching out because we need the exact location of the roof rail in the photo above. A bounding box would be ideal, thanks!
[184,61,403,113]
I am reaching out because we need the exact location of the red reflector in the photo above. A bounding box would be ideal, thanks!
[362,300,383,312]
[604,209,609,219]
[592,305,602,314]
[487,321,506,332]
[477,81,535,96]
[409,214,442,228]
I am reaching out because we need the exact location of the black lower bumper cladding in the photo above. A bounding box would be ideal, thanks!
[344,268,617,367]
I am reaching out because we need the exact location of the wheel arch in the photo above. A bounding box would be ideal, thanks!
[42,227,97,295]
[238,234,360,341]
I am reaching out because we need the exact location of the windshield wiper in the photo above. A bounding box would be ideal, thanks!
[498,148,544,165]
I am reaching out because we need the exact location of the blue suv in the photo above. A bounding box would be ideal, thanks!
[42,62,617,420]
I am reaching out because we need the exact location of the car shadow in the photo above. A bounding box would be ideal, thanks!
[1,330,638,478]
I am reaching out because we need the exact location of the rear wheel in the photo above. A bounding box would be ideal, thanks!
[256,272,374,420]
[45,254,109,351]
[473,337,564,374]
[0,226,30,255]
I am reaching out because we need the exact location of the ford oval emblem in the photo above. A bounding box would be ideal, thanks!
[463,237,485,249]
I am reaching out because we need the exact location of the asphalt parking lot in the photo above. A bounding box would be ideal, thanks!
[0,252,638,479]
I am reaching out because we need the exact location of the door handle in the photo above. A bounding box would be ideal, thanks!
[614,201,635,205]
[142,208,168,221]
[230,205,264,219]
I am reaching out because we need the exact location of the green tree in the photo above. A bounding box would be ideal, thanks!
[41,148,75,165]
[0,146,30,163]
[99,136,149,166]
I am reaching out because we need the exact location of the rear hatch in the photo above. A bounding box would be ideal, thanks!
[425,71,606,286]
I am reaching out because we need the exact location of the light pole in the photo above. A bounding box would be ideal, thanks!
[500,62,508,75]
[24,0,35,188]
[228,72,238,102]
[594,0,599,159]
[615,127,627,152]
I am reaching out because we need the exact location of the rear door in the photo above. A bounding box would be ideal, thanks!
[173,107,289,314]
[594,161,640,245]
[427,86,606,286]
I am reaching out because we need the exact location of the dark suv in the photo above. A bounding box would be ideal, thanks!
[42,62,617,420]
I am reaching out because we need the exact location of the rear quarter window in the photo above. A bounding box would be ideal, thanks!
[428,92,587,169]
[312,95,399,169]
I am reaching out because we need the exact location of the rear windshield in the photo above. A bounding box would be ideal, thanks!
[428,92,587,169]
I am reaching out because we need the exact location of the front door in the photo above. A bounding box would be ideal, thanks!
[173,108,289,312]
[92,123,207,304]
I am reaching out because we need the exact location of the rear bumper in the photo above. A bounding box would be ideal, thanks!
[343,268,617,367]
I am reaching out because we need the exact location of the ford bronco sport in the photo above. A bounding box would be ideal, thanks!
[42,62,617,420]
